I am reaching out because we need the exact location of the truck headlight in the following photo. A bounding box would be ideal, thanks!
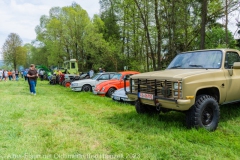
[174,91,182,97]
[173,82,182,90]
[131,80,135,91]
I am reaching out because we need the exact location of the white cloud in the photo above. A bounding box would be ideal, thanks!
[0,0,100,59]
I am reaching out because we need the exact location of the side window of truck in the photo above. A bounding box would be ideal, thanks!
[225,52,240,69]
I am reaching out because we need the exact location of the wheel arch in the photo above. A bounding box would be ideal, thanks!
[196,87,220,103]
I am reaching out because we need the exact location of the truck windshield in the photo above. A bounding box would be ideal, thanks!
[167,50,222,69]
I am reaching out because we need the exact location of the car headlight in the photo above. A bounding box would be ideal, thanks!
[173,82,182,90]
[101,87,105,91]
[71,83,78,87]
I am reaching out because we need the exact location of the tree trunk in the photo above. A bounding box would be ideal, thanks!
[200,0,208,49]
[134,0,156,70]
[154,0,162,70]
[225,0,229,47]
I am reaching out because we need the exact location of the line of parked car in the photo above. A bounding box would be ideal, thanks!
[69,71,140,103]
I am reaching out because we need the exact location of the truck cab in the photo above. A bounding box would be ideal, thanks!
[63,59,79,75]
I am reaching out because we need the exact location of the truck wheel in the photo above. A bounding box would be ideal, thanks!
[82,85,92,92]
[146,105,160,115]
[135,100,147,114]
[186,95,220,131]
[106,88,116,97]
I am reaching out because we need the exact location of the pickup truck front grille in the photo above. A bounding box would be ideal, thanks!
[131,79,173,98]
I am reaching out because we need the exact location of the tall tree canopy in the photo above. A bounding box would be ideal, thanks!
[2,33,26,70]
[31,1,239,72]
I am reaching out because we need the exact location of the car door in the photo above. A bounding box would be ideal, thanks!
[223,51,240,102]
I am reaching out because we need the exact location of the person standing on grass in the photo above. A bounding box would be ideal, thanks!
[39,70,44,81]
[27,64,38,95]
[8,70,12,81]
[23,69,28,81]
[4,70,8,81]
[0,69,3,81]
[15,70,19,81]
[89,69,94,78]
[21,70,24,78]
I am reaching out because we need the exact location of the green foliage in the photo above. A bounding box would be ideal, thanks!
[2,33,27,70]
[205,27,236,49]
[0,79,240,159]
[31,1,239,73]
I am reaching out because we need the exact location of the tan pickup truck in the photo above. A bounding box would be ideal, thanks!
[126,49,240,131]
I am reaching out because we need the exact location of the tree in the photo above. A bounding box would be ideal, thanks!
[200,0,208,49]
[2,33,26,70]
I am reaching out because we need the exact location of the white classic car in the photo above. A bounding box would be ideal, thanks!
[112,87,134,103]
[70,72,116,92]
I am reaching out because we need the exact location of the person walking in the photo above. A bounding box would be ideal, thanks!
[27,64,38,95]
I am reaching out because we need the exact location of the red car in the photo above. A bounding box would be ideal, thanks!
[93,71,140,97]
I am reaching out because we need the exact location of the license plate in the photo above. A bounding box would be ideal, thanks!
[138,93,153,100]
[113,96,120,100]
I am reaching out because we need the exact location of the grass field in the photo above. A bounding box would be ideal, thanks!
[0,79,240,159]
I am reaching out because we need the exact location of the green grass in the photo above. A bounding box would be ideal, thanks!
[0,79,240,159]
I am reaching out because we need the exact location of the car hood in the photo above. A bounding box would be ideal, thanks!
[130,69,220,81]
[71,79,96,86]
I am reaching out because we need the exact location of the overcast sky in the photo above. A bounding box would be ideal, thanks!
[0,0,100,59]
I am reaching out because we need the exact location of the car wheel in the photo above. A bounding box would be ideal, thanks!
[65,82,71,88]
[106,88,116,97]
[82,84,92,92]
[135,100,147,114]
[185,95,220,131]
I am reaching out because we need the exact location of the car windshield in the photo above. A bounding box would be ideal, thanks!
[91,73,101,80]
[111,73,122,80]
[167,50,223,69]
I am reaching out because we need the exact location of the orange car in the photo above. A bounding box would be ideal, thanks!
[93,71,140,97]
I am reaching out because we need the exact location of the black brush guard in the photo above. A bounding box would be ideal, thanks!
[124,78,177,103]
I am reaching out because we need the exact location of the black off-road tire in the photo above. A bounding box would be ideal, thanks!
[82,84,92,92]
[135,100,147,114]
[146,105,161,115]
[186,95,220,131]
[106,88,116,97]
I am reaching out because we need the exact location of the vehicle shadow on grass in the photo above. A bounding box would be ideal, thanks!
[219,103,240,122]
[105,102,240,132]
[105,110,187,132]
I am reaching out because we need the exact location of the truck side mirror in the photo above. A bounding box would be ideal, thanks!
[233,62,240,69]
[124,75,130,80]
